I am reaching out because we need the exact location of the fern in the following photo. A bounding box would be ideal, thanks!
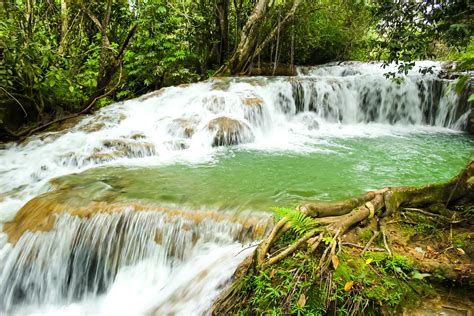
[271,207,319,235]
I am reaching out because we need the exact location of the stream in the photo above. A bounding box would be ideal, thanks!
[0,61,472,315]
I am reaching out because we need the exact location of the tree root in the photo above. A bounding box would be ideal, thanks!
[361,230,380,255]
[211,161,474,314]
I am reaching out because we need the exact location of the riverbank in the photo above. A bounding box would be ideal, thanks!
[212,163,474,315]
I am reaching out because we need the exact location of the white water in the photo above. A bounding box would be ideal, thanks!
[0,61,470,315]
[0,210,258,315]
[0,62,467,221]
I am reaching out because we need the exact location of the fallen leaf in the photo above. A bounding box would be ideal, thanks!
[270,269,277,278]
[365,258,373,265]
[331,255,339,270]
[456,248,465,255]
[297,293,306,308]
[344,280,354,292]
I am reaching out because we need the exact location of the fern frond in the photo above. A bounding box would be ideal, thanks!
[271,207,319,235]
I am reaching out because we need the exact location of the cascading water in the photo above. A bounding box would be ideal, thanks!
[0,209,261,315]
[0,61,472,315]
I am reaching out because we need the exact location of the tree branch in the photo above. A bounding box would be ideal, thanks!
[252,0,304,61]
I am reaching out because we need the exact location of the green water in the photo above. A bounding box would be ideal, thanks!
[55,133,473,212]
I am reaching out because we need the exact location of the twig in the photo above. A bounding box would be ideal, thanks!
[262,228,317,268]
[361,230,380,255]
[341,242,386,253]
[0,87,28,117]
[402,208,464,224]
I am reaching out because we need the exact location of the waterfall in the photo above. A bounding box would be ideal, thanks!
[0,209,262,314]
[0,61,471,315]
[292,62,464,127]
[1,61,467,221]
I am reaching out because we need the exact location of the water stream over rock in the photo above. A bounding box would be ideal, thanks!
[0,61,472,315]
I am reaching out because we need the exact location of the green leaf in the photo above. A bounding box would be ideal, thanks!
[271,207,318,235]
[455,75,469,95]
[468,94,474,102]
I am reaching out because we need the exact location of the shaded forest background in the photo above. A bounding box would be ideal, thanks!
[0,0,472,138]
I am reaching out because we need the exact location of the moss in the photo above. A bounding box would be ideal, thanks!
[232,248,435,315]
[452,232,472,248]
[359,227,374,243]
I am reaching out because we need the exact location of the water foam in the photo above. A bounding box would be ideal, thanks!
[0,210,256,315]
[0,62,467,222]
[0,61,471,315]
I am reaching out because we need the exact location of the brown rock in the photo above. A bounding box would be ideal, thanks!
[206,117,254,146]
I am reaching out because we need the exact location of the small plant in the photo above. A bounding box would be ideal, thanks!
[271,207,319,235]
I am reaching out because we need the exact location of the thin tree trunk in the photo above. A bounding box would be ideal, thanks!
[58,0,68,56]
[215,0,229,65]
[225,0,302,75]
[226,0,270,74]
[98,0,113,83]
[252,0,302,61]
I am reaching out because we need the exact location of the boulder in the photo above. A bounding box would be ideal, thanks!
[206,117,254,146]
[168,117,199,138]
[241,95,264,125]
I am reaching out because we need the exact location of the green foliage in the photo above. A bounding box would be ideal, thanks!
[236,242,433,315]
[239,253,319,315]
[2,0,472,133]
[272,0,374,64]
[271,207,319,235]
[370,0,473,74]
[1,0,211,123]
[414,223,437,235]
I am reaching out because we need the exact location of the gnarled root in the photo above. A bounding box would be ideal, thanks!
[211,161,474,314]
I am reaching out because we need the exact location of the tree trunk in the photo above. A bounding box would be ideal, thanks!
[215,0,229,65]
[58,0,68,56]
[226,0,270,74]
[224,0,302,75]
[252,0,302,62]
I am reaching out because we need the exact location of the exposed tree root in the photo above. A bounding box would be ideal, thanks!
[211,161,474,314]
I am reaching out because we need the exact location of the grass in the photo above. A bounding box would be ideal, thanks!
[233,228,435,315]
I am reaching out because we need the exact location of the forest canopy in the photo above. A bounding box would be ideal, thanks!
[0,0,472,138]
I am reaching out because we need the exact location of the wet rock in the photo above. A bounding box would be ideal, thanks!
[210,78,231,91]
[206,117,254,146]
[56,116,83,131]
[297,113,320,131]
[81,122,106,132]
[163,140,189,150]
[79,113,126,133]
[101,139,156,157]
[71,139,157,165]
[167,117,199,138]
[137,88,167,101]
[130,133,146,140]
[202,95,228,114]
[86,152,124,163]
[3,186,272,245]
[241,95,265,125]
[242,96,264,107]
